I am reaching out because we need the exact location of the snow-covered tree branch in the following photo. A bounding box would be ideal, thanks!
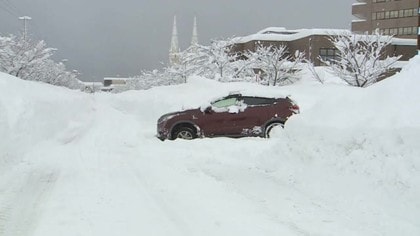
[245,43,305,86]
[320,30,401,87]
[195,38,239,80]
[0,34,82,89]
[167,45,208,82]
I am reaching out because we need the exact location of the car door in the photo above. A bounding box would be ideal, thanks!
[196,97,239,136]
[229,97,270,136]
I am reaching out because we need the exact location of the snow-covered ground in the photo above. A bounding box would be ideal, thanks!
[1,57,419,235]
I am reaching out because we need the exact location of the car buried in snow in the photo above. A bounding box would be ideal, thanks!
[156,92,299,141]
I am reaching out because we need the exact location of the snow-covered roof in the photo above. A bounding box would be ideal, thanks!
[391,38,417,46]
[256,27,287,34]
[236,27,418,46]
[352,2,367,6]
[352,19,366,23]
[103,77,136,81]
[236,28,350,44]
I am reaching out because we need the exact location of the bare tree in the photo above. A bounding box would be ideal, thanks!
[320,30,401,87]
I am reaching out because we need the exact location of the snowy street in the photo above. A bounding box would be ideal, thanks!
[1,57,420,235]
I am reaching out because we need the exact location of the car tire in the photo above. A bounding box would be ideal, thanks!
[264,122,284,138]
[173,127,197,140]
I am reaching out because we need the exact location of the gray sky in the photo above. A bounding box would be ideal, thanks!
[0,0,355,81]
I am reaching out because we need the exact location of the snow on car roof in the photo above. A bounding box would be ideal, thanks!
[211,90,289,102]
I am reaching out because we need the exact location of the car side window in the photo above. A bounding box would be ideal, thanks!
[243,97,275,106]
[212,97,238,108]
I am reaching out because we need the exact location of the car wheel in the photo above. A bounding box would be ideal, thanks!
[265,122,284,138]
[174,127,197,140]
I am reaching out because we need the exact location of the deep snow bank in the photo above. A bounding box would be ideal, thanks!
[0,73,94,165]
[108,58,420,234]
[0,56,419,235]
[278,56,420,234]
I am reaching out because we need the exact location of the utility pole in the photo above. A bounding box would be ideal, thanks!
[18,16,32,41]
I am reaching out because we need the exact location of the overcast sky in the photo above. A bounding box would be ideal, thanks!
[0,0,355,81]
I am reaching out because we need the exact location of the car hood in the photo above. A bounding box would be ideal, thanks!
[158,108,201,123]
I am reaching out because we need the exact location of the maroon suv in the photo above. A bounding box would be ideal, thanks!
[156,93,299,140]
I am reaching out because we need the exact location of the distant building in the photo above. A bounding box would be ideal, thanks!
[102,77,134,92]
[352,0,419,39]
[169,16,180,66]
[231,27,416,66]
[169,16,199,66]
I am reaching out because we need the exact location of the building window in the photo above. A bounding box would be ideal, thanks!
[374,8,417,21]
[384,27,418,36]
[399,9,404,17]
[404,9,414,17]
[373,0,398,2]
[389,28,398,35]
[319,48,339,62]
[389,10,398,18]
[398,28,404,35]
[377,11,385,20]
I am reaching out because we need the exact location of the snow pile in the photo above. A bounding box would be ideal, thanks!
[0,74,93,165]
[269,56,420,235]
[0,57,419,235]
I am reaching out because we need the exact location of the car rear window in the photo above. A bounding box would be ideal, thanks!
[243,97,276,106]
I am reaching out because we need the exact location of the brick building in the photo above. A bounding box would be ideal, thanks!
[231,27,416,66]
[352,0,419,39]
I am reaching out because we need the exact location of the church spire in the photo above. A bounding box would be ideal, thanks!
[169,15,180,65]
[190,16,198,46]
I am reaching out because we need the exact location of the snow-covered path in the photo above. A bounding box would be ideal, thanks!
[0,95,308,235]
[1,57,420,235]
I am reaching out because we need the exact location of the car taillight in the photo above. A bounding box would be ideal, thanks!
[289,104,300,114]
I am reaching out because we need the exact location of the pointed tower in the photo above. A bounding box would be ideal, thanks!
[169,15,180,65]
[190,16,198,47]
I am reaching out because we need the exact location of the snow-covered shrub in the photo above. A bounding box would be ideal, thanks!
[320,30,401,87]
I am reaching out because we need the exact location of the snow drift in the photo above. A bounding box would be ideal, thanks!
[0,57,419,235]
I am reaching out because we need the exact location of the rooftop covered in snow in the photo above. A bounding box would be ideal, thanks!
[235,27,417,46]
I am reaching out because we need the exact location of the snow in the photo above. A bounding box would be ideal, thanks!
[352,19,366,22]
[236,27,417,46]
[352,2,367,6]
[391,38,417,46]
[236,28,349,43]
[1,57,420,235]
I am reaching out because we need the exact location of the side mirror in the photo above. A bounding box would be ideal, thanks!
[204,106,213,114]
